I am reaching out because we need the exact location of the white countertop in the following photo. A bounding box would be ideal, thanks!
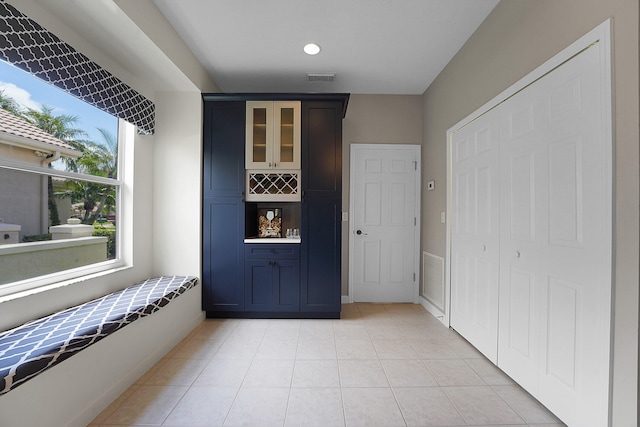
[244,238,301,244]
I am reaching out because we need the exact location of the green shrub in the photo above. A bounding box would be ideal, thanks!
[22,233,52,242]
[92,225,116,259]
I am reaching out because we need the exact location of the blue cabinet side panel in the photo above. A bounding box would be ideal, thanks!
[302,102,342,198]
[203,101,245,198]
[203,198,244,311]
[301,199,341,312]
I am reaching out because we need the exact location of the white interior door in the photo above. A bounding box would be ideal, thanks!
[498,42,611,427]
[449,113,500,363]
[350,144,420,302]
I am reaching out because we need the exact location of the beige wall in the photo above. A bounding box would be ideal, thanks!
[341,94,423,295]
[151,91,203,276]
[421,1,639,425]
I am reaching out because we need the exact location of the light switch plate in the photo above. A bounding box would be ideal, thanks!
[441,212,446,223]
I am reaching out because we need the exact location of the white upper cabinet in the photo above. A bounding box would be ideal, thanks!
[246,101,301,169]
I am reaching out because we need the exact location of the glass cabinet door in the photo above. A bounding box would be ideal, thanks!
[246,100,300,170]
[273,101,300,169]
[246,101,273,168]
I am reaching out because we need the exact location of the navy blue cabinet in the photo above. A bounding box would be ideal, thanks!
[300,101,344,316]
[301,101,343,198]
[245,244,300,312]
[202,94,348,318]
[203,198,244,312]
[202,101,245,313]
[203,101,245,198]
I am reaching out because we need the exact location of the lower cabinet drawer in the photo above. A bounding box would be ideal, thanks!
[244,244,300,259]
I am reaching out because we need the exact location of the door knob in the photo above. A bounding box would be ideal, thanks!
[356,229,367,235]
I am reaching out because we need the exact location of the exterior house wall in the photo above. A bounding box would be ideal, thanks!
[0,143,41,164]
[421,0,639,425]
[0,143,44,237]
[0,168,41,237]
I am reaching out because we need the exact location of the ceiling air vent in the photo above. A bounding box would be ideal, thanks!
[307,73,335,82]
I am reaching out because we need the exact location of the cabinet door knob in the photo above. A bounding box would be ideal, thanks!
[482,245,487,251]
[515,251,521,258]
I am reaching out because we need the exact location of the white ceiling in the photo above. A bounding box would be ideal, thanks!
[152,0,500,95]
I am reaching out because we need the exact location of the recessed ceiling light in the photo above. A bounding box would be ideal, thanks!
[303,43,321,55]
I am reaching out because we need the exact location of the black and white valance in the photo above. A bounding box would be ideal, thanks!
[0,0,155,135]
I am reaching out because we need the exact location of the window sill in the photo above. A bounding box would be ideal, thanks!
[0,260,129,303]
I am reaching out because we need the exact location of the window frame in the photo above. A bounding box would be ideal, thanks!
[0,119,132,299]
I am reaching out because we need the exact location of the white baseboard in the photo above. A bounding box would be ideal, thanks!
[419,295,448,326]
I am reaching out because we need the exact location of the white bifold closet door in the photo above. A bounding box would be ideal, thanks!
[450,36,611,427]
[450,113,501,363]
[498,42,610,426]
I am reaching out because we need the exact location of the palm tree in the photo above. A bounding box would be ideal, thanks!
[22,105,88,171]
[22,105,86,140]
[70,128,118,224]
[21,106,89,226]
[2,96,118,227]
[0,89,21,115]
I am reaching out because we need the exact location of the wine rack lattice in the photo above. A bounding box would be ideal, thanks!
[246,170,301,201]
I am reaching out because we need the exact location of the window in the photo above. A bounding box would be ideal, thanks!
[0,59,125,297]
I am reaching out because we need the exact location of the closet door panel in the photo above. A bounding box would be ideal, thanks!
[506,267,534,357]
[498,87,547,393]
[535,44,611,427]
[509,153,536,241]
[497,43,611,426]
[449,116,500,363]
[546,277,579,387]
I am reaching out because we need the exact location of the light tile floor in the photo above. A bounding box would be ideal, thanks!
[89,303,566,427]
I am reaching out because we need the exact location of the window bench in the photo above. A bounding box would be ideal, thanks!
[0,275,198,395]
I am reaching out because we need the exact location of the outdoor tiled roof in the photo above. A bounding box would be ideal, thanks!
[0,108,79,153]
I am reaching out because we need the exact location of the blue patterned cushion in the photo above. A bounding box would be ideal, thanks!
[0,276,198,395]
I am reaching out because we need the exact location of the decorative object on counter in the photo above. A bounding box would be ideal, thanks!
[286,228,300,239]
[258,208,281,238]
